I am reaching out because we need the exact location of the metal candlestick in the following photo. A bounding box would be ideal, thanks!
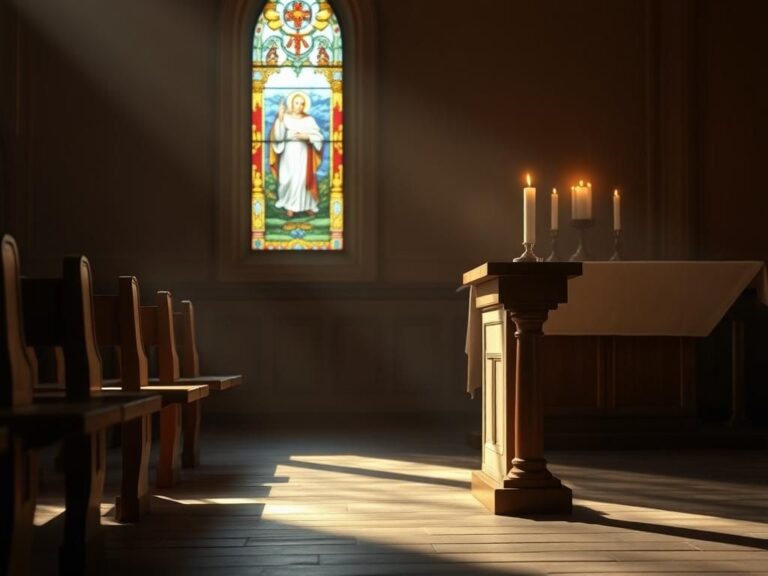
[513,242,541,262]
[546,230,559,262]
[568,218,593,262]
[610,230,622,261]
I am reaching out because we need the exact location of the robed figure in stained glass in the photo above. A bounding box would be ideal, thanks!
[269,92,324,217]
[251,0,344,250]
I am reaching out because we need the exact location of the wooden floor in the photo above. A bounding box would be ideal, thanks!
[32,425,768,575]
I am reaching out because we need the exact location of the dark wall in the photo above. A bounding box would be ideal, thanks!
[378,0,648,277]
[1,0,766,415]
[5,0,216,280]
[696,0,768,260]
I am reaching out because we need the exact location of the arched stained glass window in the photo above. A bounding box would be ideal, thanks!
[251,1,343,251]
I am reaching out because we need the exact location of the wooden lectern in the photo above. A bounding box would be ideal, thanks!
[463,262,582,515]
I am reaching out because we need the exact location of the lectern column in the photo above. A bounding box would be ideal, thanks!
[509,310,548,479]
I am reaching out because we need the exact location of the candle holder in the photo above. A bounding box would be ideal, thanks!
[568,218,593,262]
[546,230,559,262]
[513,242,542,263]
[610,230,621,261]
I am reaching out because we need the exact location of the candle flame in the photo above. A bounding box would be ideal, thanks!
[579,180,584,186]
[614,188,619,197]
[587,182,592,188]
[526,173,531,187]
[552,188,557,195]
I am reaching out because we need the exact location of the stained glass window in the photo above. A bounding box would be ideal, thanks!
[251,1,343,251]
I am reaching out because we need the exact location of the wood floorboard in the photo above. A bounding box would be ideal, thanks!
[30,426,768,575]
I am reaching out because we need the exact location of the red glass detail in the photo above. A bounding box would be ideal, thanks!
[284,1,311,28]
[286,33,310,56]
[333,103,343,173]
[252,105,263,172]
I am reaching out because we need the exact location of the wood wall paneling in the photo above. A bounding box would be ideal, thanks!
[273,317,325,394]
[333,317,384,394]
[610,336,695,413]
[540,336,604,414]
[392,318,443,401]
[192,303,262,415]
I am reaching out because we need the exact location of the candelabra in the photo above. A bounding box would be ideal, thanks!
[546,230,559,262]
[568,218,593,262]
[610,229,622,261]
[513,242,541,263]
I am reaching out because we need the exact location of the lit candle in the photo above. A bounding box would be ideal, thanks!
[572,180,588,220]
[523,173,536,244]
[613,188,621,230]
[551,188,558,230]
[586,181,593,219]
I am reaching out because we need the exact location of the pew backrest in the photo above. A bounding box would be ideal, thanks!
[63,256,102,397]
[174,300,200,378]
[0,235,34,406]
[141,291,180,385]
[21,255,103,400]
[94,276,150,391]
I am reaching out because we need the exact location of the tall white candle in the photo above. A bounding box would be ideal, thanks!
[572,181,588,220]
[551,188,559,230]
[613,189,621,230]
[585,182,593,219]
[523,173,536,243]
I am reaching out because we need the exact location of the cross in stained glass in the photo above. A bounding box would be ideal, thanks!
[284,1,311,29]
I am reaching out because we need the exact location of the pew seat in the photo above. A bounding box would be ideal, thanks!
[147,374,241,391]
[101,384,209,404]
[32,392,162,425]
[0,401,121,447]
[173,300,244,394]
[35,381,198,411]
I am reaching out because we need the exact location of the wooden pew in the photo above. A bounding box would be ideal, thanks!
[23,255,164,566]
[0,235,157,575]
[164,298,242,468]
[94,278,209,488]
[138,291,211,483]
[24,267,163,526]
[54,292,240,470]
[174,300,242,391]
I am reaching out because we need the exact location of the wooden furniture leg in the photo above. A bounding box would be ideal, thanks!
[60,430,107,576]
[729,317,747,426]
[115,414,152,522]
[182,401,201,468]
[157,404,182,488]
[0,437,38,576]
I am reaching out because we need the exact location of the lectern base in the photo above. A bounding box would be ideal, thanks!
[471,470,572,516]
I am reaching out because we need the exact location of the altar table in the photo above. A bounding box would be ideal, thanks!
[466,261,767,417]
